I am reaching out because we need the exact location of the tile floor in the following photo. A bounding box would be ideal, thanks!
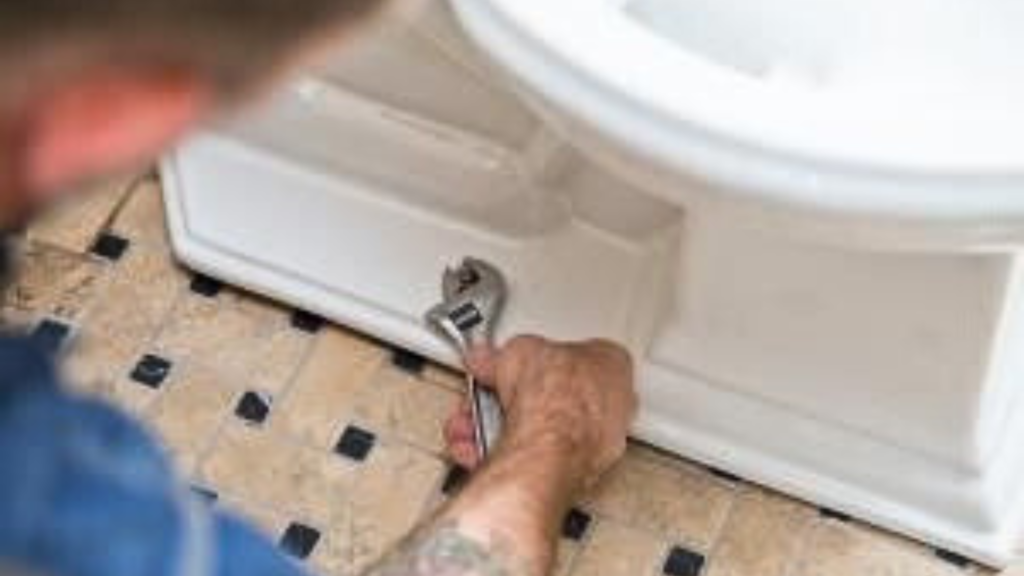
[3,171,1018,576]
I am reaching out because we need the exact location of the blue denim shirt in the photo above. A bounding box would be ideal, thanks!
[0,335,310,576]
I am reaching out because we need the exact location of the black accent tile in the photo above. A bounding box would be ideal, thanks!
[819,507,851,522]
[30,319,72,355]
[441,465,470,496]
[663,546,706,576]
[934,548,971,568]
[235,392,272,425]
[290,307,325,334]
[190,485,219,504]
[290,310,326,334]
[335,425,376,462]
[561,508,592,541]
[130,354,172,389]
[279,522,320,560]
[708,467,741,483]
[90,232,130,261]
[391,347,427,375]
[189,274,223,298]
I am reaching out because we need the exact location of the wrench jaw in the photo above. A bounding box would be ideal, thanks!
[443,258,505,299]
[434,257,507,350]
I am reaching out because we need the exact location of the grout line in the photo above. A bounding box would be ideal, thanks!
[136,286,308,484]
[22,172,139,259]
[184,310,320,483]
[97,172,151,237]
[557,532,587,576]
[781,513,824,576]
[51,249,119,330]
[260,325,335,429]
[700,479,747,571]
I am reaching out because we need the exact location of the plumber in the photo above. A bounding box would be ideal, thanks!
[0,1,638,576]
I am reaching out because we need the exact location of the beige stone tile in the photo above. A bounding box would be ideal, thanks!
[351,366,460,454]
[706,487,816,576]
[107,242,189,299]
[793,521,965,576]
[2,242,107,322]
[63,335,137,399]
[64,248,186,386]
[155,292,309,394]
[423,362,466,393]
[109,176,171,249]
[345,440,447,572]
[79,376,164,416]
[271,328,387,449]
[219,497,291,542]
[554,539,583,576]
[64,335,129,393]
[311,520,357,576]
[0,308,35,331]
[28,173,138,253]
[201,422,358,528]
[570,520,667,576]
[248,326,312,393]
[585,446,736,548]
[146,365,241,474]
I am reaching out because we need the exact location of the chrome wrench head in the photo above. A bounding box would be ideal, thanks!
[427,257,507,354]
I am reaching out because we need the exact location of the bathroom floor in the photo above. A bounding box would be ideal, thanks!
[3,171,1016,576]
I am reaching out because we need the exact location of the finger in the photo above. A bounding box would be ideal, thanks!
[446,397,473,428]
[444,409,476,445]
[448,439,482,470]
[454,395,472,415]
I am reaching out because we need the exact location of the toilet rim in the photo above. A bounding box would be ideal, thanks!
[455,0,1024,173]
[451,0,1024,225]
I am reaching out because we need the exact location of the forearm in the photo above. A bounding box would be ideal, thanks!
[364,436,584,576]
[364,336,635,576]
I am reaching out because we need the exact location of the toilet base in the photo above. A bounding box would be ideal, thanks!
[160,129,671,367]
[637,212,1024,567]
[163,77,1024,567]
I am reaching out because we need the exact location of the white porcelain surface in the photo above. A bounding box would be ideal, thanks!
[450,0,1024,250]
[164,0,1024,565]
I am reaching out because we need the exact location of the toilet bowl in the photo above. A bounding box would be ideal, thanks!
[451,0,1024,250]
[162,0,1024,565]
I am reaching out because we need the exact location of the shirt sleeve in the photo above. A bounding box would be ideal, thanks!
[0,336,311,576]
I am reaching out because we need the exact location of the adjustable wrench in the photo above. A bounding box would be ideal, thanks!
[425,258,506,459]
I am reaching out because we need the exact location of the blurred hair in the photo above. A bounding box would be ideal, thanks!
[0,0,384,103]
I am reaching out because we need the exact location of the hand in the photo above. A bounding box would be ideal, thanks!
[444,335,637,489]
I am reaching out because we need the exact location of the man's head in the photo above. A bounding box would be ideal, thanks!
[0,0,383,224]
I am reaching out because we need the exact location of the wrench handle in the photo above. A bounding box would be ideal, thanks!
[467,374,503,458]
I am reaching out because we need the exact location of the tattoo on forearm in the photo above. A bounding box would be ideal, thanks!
[364,522,525,576]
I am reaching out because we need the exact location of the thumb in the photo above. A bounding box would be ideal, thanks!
[465,345,498,388]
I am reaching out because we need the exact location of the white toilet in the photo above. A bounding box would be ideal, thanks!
[162,0,1024,564]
